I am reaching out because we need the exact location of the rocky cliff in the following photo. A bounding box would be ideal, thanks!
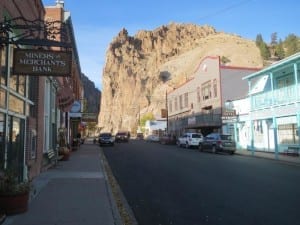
[82,73,101,114]
[98,23,263,133]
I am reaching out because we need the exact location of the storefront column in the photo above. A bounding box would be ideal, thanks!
[273,116,279,160]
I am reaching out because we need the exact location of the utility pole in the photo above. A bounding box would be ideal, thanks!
[166,90,168,134]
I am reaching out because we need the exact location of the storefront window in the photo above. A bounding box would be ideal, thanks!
[7,116,25,181]
[9,94,25,114]
[19,76,26,96]
[0,113,5,170]
[278,123,299,144]
[9,75,18,91]
[0,46,6,86]
[0,88,6,108]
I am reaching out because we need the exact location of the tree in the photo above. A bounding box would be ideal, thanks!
[284,33,300,56]
[274,39,285,59]
[140,112,155,127]
[255,34,264,46]
[221,56,231,64]
[270,32,278,46]
[255,34,270,60]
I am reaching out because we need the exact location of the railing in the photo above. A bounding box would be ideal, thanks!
[251,84,300,110]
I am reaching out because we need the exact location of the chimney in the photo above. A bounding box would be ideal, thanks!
[55,0,64,8]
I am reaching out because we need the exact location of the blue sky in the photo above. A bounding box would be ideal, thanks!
[42,0,300,90]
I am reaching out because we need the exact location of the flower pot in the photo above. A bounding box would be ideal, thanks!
[0,191,29,215]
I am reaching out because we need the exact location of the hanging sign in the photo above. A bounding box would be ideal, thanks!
[13,49,72,76]
[56,87,74,112]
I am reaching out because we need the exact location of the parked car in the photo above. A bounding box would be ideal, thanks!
[159,134,176,145]
[145,134,160,142]
[98,132,114,146]
[199,133,236,154]
[136,133,144,140]
[177,132,203,148]
[115,131,130,142]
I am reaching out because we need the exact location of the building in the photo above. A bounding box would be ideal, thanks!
[144,120,167,137]
[45,1,84,153]
[237,52,300,157]
[0,0,83,181]
[167,56,260,137]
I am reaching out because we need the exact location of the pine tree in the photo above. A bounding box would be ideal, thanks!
[274,39,285,59]
[255,34,270,60]
[284,33,300,56]
[255,34,264,46]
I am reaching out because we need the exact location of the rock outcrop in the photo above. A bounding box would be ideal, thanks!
[98,23,263,133]
[82,73,101,114]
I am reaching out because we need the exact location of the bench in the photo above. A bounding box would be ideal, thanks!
[47,149,63,162]
[284,146,300,156]
[47,149,55,161]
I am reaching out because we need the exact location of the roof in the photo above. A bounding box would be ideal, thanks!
[243,52,300,80]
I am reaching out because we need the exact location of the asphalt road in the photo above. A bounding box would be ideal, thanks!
[103,139,300,225]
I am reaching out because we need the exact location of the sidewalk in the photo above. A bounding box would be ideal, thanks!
[2,142,299,225]
[236,149,300,165]
[3,140,121,225]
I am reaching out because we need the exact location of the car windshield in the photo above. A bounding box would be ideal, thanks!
[220,135,232,141]
[192,134,201,138]
[100,133,111,137]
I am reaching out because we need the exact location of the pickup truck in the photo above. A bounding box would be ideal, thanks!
[177,132,203,148]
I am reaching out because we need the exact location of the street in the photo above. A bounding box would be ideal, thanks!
[103,139,300,225]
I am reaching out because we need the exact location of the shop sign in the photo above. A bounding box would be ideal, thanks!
[13,49,71,76]
[70,101,81,113]
[82,113,98,122]
[56,87,74,112]
[222,110,237,123]
[69,112,82,118]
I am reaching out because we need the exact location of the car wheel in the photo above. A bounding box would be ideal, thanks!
[199,144,203,151]
[212,146,217,154]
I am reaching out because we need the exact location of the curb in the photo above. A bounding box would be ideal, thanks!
[99,146,138,225]
[0,214,5,225]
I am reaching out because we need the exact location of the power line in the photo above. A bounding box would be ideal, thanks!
[198,0,253,21]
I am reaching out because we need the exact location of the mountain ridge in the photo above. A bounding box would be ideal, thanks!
[98,23,263,133]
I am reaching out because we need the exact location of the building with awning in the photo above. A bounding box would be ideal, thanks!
[239,52,300,158]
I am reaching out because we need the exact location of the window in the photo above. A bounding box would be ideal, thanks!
[168,99,172,113]
[44,79,50,152]
[278,123,299,144]
[0,88,5,108]
[213,79,217,98]
[179,95,183,109]
[0,46,6,85]
[184,92,188,108]
[175,97,178,111]
[276,75,294,88]
[202,81,211,100]
[0,113,5,168]
[197,87,201,103]
[9,94,25,114]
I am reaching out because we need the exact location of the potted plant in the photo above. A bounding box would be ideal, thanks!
[0,169,30,215]
[58,128,71,161]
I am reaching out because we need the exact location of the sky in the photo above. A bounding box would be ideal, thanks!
[42,0,300,90]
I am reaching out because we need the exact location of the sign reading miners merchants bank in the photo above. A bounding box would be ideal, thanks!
[13,49,72,76]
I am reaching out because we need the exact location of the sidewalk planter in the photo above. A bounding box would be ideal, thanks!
[0,191,29,215]
[0,170,30,215]
[58,147,71,161]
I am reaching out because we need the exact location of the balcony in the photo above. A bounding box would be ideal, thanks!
[251,84,300,110]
